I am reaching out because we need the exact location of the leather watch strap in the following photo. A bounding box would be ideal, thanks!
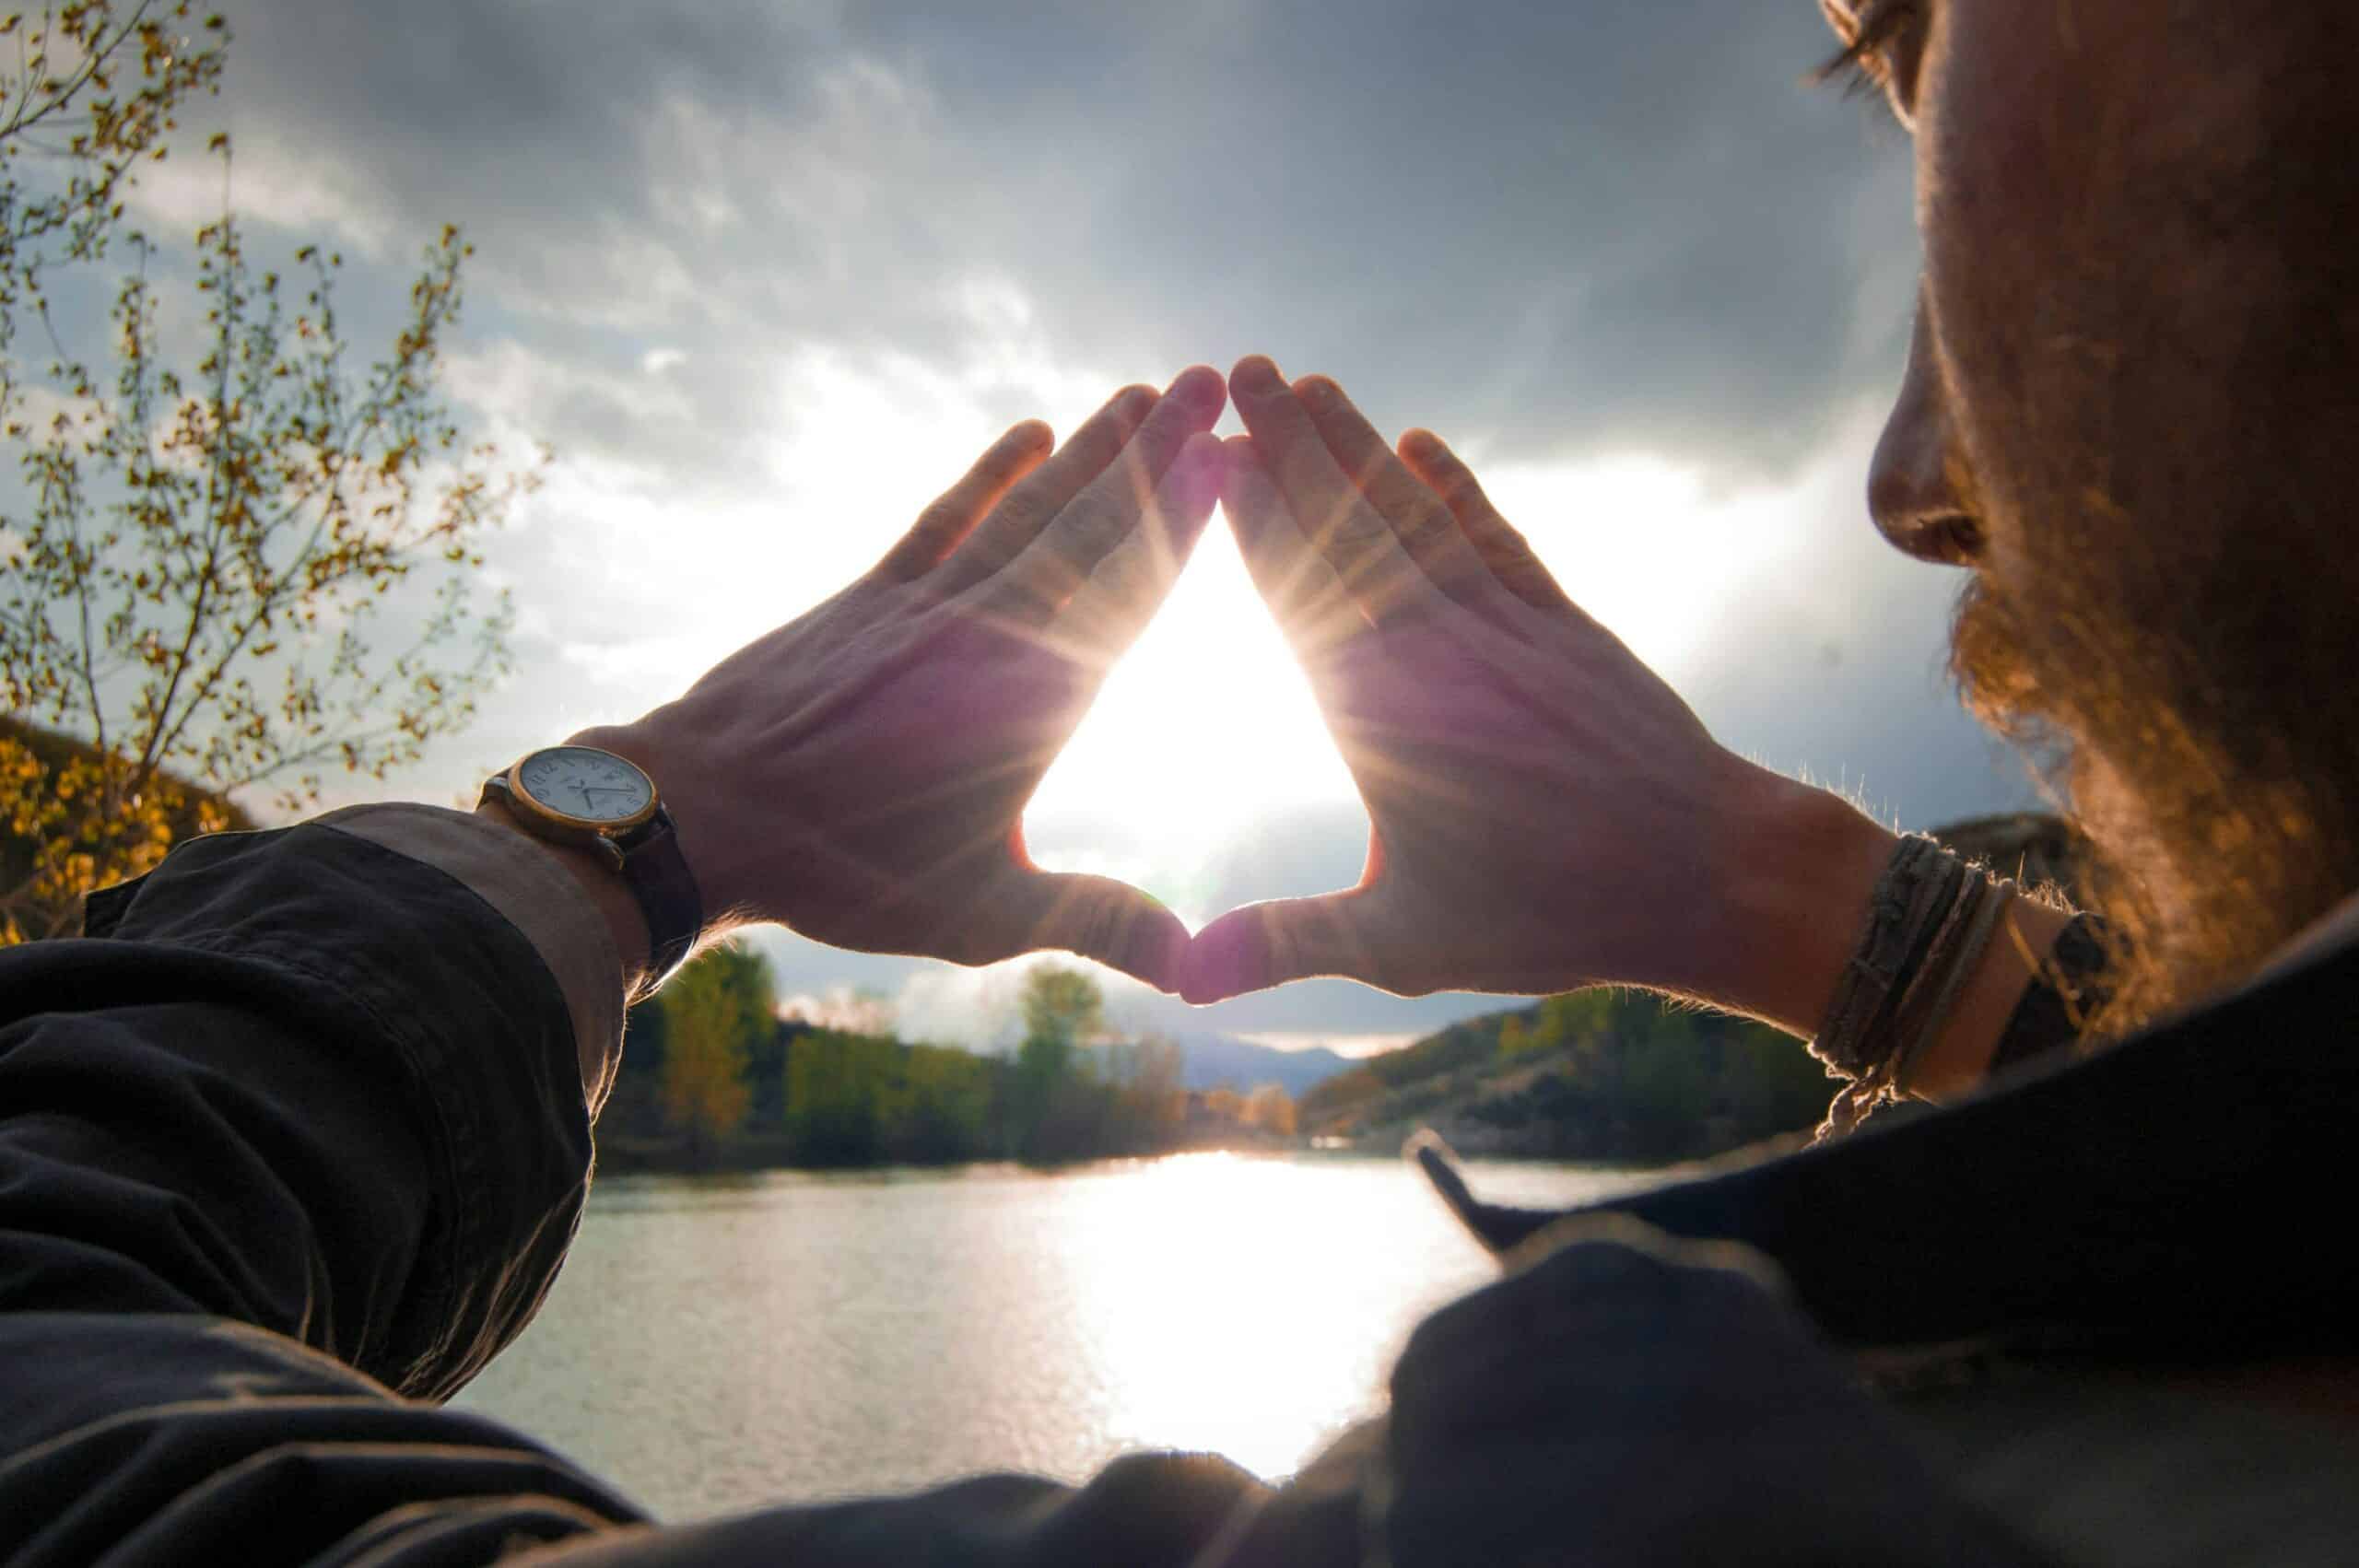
[614,805,702,1005]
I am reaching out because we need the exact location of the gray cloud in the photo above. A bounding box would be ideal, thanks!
[197,0,1914,480]
[148,0,2046,1051]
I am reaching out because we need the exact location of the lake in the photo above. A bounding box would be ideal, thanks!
[452,1152,1647,1520]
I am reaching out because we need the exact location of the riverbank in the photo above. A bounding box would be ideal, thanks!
[592,1123,1307,1176]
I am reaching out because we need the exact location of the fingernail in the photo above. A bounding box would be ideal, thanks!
[1167,365,1225,415]
[1231,356,1282,395]
[1297,375,1338,412]
[1117,384,1156,421]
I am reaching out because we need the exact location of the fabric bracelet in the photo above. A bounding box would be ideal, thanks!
[1812,837,2026,1138]
[1811,836,1954,1079]
[1892,882,2015,1095]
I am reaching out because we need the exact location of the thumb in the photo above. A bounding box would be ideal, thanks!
[1003,868,1191,994]
[1181,889,1384,1004]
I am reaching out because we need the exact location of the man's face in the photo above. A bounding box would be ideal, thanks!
[1829,0,2359,1024]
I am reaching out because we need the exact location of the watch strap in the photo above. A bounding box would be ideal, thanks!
[615,804,702,1005]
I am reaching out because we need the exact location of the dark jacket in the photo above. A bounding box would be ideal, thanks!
[4,810,2355,1564]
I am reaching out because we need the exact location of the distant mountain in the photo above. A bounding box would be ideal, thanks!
[1171,1034,1356,1096]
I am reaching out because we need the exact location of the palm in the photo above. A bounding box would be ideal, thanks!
[1183,359,1742,1005]
[583,369,1226,992]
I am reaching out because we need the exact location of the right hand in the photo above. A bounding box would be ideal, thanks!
[576,369,1227,995]
[1182,357,1889,1019]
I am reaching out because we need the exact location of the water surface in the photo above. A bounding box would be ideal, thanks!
[455,1153,1644,1519]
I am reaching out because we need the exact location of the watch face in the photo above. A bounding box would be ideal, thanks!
[516,746,655,825]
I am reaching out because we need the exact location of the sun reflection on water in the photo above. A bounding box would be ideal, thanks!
[1066,1153,1396,1477]
[457,1154,1645,1519]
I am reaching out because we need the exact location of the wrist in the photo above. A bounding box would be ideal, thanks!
[473,795,653,1002]
[563,719,736,930]
[1684,764,1899,1037]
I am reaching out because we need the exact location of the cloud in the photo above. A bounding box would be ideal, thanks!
[194,0,1913,480]
[122,0,2046,1051]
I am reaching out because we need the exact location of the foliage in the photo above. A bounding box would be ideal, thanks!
[890,1039,999,1164]
[0,2,538,941]
[597,956,1288,1172]
[656,940,771,1153]
[1017,964,1103,1074]
[1242,1082,1297,1138]
[1009,963,1105,1160]
[781,1028,1002,1166]
[1298,989,1837,1164]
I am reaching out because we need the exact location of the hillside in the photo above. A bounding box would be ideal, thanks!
[1,719,256,940]
[1172,1034,1353,1096]
[1294,813,2088,1165]
[1296,990,1836,1164]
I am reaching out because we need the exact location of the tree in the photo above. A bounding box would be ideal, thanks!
[782,1028,893,1165]
[657,941,772,1157]
[0,3,538,941]
[1010,963,1107,1160]
[1099,1031,1184,1151]
[1018,964,1105,1065]
[1242,1082,1297,1139]
[889,1042,995,1164]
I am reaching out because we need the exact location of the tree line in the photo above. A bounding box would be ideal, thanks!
[601,943,1297,1171]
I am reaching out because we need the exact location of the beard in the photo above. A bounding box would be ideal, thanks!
[1947,519,2359,1037]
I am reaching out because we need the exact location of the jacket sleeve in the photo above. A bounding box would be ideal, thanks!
[0,809,648,1562]
[0,812,1275,1567]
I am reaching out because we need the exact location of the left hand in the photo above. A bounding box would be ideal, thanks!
[575,368,1227,994]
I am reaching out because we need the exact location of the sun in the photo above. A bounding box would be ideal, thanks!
[1023,511,1357,919]
[1021,460,1760,920]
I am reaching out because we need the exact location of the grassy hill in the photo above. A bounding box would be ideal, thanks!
[1297,989,1837,1164]
[1295,813,2089,1165]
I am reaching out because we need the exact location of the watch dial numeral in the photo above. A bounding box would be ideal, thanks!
[518,748,649,822]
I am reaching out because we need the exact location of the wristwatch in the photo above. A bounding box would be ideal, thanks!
[480,745,703,1003]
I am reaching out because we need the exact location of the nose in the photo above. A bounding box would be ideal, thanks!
[1868,298,1980,566]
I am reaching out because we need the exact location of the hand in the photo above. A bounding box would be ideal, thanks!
[575,368,1227,994]
[1182,357,1894,1025]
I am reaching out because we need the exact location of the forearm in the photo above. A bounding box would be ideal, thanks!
[1688,766,2070,1101]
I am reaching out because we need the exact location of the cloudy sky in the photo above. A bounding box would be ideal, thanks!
[152,0,2036,1052]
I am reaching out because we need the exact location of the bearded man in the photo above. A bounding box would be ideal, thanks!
[3,1,2354,1563]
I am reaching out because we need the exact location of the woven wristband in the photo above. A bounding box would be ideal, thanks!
[1812,836,1959,1080]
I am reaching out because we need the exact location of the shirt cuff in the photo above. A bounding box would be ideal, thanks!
[314,803,625,1113]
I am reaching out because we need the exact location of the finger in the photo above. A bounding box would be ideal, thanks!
[874,420,1054,580]
[1003,867,1191,994]
[1051,431,1222,668]
[1217,435,1370,664]
[931,381,1158,596]
[1228,356,1449,626]
[986,365,1226,619]
[1292,375,1504,610]
[1180,887,1383,1005]
[1398,427,1577,614]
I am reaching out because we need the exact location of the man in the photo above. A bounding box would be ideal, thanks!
[5,0,2355,1562]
